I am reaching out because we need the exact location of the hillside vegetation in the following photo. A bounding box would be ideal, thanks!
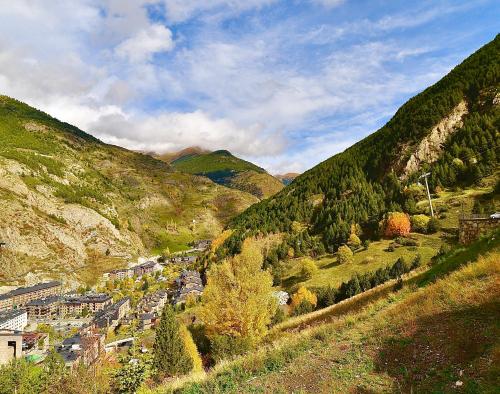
[0,96,258,286]
[169,149,284,199]
[221,34,499,258]
[156,231,500,393]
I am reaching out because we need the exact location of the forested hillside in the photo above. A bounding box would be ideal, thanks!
[220,34,499,257]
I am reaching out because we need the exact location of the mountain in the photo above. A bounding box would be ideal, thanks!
[168,149,284,199]
[155,146,210,164]
[275,173,300,186]
[221,34,499,256]
[0,96,259,286]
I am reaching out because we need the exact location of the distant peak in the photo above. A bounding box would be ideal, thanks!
[212,149,232,156]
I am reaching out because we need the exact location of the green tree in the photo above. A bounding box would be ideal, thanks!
[152,305,192,379]
[337,245,354,264]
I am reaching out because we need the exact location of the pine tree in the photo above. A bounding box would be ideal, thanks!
[152,304,192,379]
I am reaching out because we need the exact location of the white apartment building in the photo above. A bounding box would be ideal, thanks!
[0,310,28,331]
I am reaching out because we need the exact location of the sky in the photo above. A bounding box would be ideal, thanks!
[0,1,498,174]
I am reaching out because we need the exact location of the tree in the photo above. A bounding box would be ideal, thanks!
[383,212,411,238]
[112,362,147,394]
[152,304,192,379]
[179,325,203,373]
[337,245,353,264]
[200,240,276,346]
[290,286,317,311]
[300,258,318,279]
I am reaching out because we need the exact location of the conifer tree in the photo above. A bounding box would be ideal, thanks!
[152,304,192,379]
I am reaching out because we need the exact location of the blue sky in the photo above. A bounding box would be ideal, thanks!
[0,1,498,173]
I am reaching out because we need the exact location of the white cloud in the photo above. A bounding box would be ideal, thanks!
[310,0,345,9]
[115,24,175,63]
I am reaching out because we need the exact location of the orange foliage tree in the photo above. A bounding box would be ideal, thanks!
[383,212,411,237]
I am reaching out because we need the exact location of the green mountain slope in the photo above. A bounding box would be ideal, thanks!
[0,96,258,286]
[170,149,284,199]
[221,34,499,256]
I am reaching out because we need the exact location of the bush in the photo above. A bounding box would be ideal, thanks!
[337,245,353,264]
[210,335,252,362]
[292,299,314,316]
[271,307,286,325]
[383,212,411,238]
[300,258,318,279]
[411,254,422,270]
[395,237,419,247]
[411,214,430,233]
[362,239,370,249]
[427,217,441,233]
[347,233,361,249]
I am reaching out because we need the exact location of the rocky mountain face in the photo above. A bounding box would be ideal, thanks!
[0,97,258,285]
[275,173,300,185]
[165,149,284,199]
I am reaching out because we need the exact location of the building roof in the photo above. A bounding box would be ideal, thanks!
[0,309,27,325]
[9,281,61,297]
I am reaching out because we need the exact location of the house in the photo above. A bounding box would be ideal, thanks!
[22,332,49,352]
[0,309,28,331]
[137,290,168,315]
[192,240,212,250]
[173,270,204,305]
[58,327,105,368]
[93,297,130,329]
[25,296,61,319]
[133,261,156,277]
[60,293,112,316]
[138,313,155,330]
[6,281,62,308]
[108,268,133,281]
[0,330,23,365]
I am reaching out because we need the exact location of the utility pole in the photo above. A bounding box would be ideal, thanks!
[419,172,434,217]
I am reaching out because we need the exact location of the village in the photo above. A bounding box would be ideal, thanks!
[0,240,211,368]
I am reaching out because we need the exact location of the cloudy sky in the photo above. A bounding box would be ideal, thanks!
[0,1,498,174]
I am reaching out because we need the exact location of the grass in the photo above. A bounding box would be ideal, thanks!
[151,231,499,393]
[281,233,441,292]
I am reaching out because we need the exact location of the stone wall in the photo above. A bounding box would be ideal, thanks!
[458,217,499,245]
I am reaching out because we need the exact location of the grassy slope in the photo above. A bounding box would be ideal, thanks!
[158,231,499,393]
[0,96,258,285]
[171,150,284,199]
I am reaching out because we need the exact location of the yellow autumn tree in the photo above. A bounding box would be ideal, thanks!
[179,325,203,373]
[200,239,276,344]
[290,286,317,310]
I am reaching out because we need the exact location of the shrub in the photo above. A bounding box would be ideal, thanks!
[427,217,441,233]
[411,214,430,233]
[271,307,286,325]
[395,237,419,247]
[300,258,318,279]
[383,212,411,238]
[347,233,361,249]
[362,239,370,249]
[337,245,353,264]
[210,335,252,362]
[411,254,422,270]
[292,299,314,316]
